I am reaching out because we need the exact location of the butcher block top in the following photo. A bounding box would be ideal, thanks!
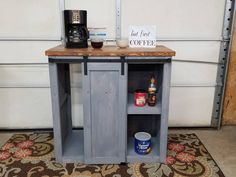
[45,45,175,57]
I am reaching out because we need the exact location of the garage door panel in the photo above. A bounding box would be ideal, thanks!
[71,88,83,127]
[171,62,217,84]
[0,88,53,128]
[0,64,84,89]
[0,65,84,129]
[0,41,60,63]
[122,0,225,38]
[0,88,84,128]
[0,65,49,87]
[159,41,221,63]
[70,64,83,88]
[169,87,215,127]
[0,0,61,38]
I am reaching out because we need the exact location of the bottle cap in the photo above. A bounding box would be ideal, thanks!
[151,78,155,84]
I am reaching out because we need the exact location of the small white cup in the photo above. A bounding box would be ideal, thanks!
[116,39,129,48]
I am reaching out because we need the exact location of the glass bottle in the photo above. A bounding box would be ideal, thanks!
[148,75,157,106]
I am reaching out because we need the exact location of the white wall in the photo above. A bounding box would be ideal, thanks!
[0,0,226,128]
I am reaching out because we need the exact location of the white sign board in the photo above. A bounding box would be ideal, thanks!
[129,25,156,48]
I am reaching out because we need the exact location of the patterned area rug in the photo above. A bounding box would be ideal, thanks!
[0,133,224,177]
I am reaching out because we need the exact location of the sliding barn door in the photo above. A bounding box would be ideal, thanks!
[83,62,127,164]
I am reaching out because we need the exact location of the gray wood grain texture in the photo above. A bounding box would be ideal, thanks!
[62,130,84,163]
[91,70,119,158]
[160,63,171,162]
[49,63,63,162]
[83,63,127,164]
[49,63,73,163]
[127,115,160,137]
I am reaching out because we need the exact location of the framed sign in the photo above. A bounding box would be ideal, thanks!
[129,25,156,48]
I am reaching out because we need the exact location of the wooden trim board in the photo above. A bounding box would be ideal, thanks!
[223,17,236,125]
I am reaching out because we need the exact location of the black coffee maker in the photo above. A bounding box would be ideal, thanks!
[64,10,89,48]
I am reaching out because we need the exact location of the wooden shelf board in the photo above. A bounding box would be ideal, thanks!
[127,137,160,163]
[62,130,84,163]
[45,45,176,57]
[127,94,161,115]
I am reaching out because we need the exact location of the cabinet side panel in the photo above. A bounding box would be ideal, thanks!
[49,63,62,162]
[160,63,171,162]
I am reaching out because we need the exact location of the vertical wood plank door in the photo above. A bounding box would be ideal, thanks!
[83,62,127,164]
[223,17,236,125]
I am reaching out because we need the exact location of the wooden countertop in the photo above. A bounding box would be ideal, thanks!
[45,45,175,57]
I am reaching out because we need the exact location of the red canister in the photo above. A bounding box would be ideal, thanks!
[134,90,146,107]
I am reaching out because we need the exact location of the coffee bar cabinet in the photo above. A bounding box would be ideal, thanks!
[46,45,175,164]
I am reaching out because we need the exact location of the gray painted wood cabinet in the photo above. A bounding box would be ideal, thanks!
[48,56,172,164]
[83,63,127,164]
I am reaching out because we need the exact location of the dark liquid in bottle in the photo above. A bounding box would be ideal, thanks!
[148,92,156,106]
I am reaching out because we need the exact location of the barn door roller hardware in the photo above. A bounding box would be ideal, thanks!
[211,0,236,128]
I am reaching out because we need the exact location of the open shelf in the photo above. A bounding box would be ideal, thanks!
[127,64,163,116]
[127,114,161,163]
[62,129,84,162]
[127,136,160,163]
[127,93,161,115]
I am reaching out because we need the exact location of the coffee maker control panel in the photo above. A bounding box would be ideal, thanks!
[72,10,80,24]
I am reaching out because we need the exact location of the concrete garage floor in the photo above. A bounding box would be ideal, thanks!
[0,126,235,177]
